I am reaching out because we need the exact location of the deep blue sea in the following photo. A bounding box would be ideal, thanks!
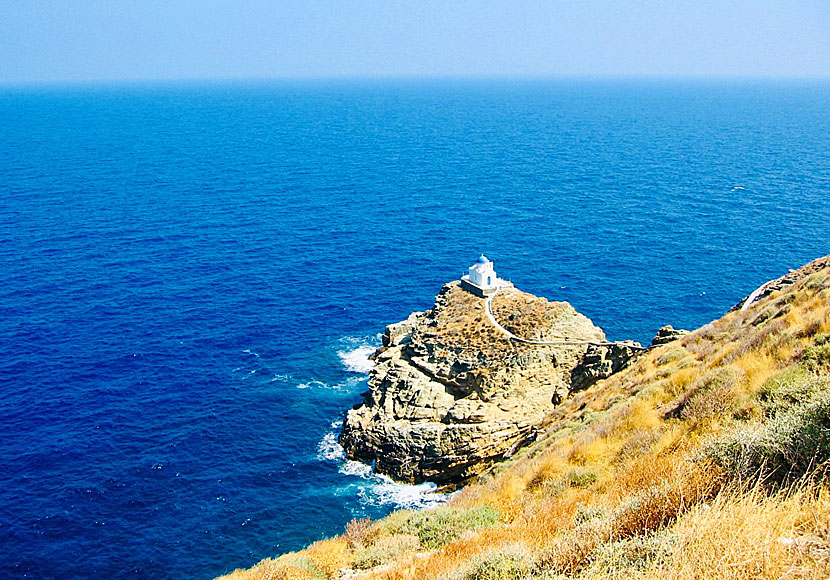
[1,79,828,579]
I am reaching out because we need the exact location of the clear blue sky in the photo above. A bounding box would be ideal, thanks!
[1,0,828,84]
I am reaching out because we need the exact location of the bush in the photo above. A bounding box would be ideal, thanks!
[678,366,744,421]
[801,334,830,374]
[390,505,501,550]
[353,534,419,569]
[655,346,688,366]
[706,392,830,486]
[574,504,605,524]
[342,517,375,549]
[757,366,826,417]
[266,554,324,580]
[565,467,599,489]
[591,530,676,573]
[460,544,531,580]
[537,518,610,576]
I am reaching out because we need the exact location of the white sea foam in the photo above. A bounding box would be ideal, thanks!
[296,380,327,389]
[339,460,373,478]
[317,426,450,510]
[317,431,346,461]
[364,475,449,509]
[337,344,375,374]
[336,335,381,374]
[296,377,363,390]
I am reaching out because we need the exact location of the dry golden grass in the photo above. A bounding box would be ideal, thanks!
[218,257,830,580]
[648,487,830,580]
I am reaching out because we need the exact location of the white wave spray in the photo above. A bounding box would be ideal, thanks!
[316,423,449,510]
[336,335,381,374]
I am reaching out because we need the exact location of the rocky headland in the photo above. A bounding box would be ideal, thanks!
[224,255,830,580]
[339,281,643,485]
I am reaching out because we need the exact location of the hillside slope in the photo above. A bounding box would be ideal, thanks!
[221,256,830,580]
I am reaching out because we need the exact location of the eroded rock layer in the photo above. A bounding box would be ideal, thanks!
[339,281,639,485]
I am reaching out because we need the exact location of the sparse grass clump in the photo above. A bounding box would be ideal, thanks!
[353,533,419,569]
[305,539,350,578]
[679,365,744,421]
[588,530,676,574]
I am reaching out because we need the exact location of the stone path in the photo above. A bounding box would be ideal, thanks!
[484,289,649,350]
[740,280,774,311]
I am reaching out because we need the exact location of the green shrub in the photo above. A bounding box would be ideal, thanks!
[801,334,830,374]
[655,346,687,367]
[460,544,532,580]
[565,467,599,489]
[391,505,501,550]
[353,534,419,569]
[706,392,830,486]
[757,365,826,417]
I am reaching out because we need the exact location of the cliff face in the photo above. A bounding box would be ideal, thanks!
[339,281,638,485]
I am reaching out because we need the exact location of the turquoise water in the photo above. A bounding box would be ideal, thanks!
[0,79,828,578]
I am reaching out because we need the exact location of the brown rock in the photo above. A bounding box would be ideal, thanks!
[649,325,691,347]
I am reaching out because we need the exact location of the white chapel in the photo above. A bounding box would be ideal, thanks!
[460,255,508,297]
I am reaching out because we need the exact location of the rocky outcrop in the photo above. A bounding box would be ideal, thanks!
[339,281,636,486]
[650,325,691,347]
[569,343,641,392]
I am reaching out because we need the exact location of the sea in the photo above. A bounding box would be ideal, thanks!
[1,79,828,579]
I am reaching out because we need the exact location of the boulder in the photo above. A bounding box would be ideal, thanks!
[570,343,641,392]
[650,325,690,346]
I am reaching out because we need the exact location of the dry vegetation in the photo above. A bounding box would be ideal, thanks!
[489,290,603,343]
[421,283,514,358]
[220,259,830,580]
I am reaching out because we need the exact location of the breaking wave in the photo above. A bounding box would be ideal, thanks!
[336,336,380,374]
[316,425,449,510]
[316,429,346,461]
[359,475,447,509]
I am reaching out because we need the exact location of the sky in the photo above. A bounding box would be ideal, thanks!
[1,0,828,84]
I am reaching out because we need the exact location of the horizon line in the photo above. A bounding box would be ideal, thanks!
[2,72,830,90]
